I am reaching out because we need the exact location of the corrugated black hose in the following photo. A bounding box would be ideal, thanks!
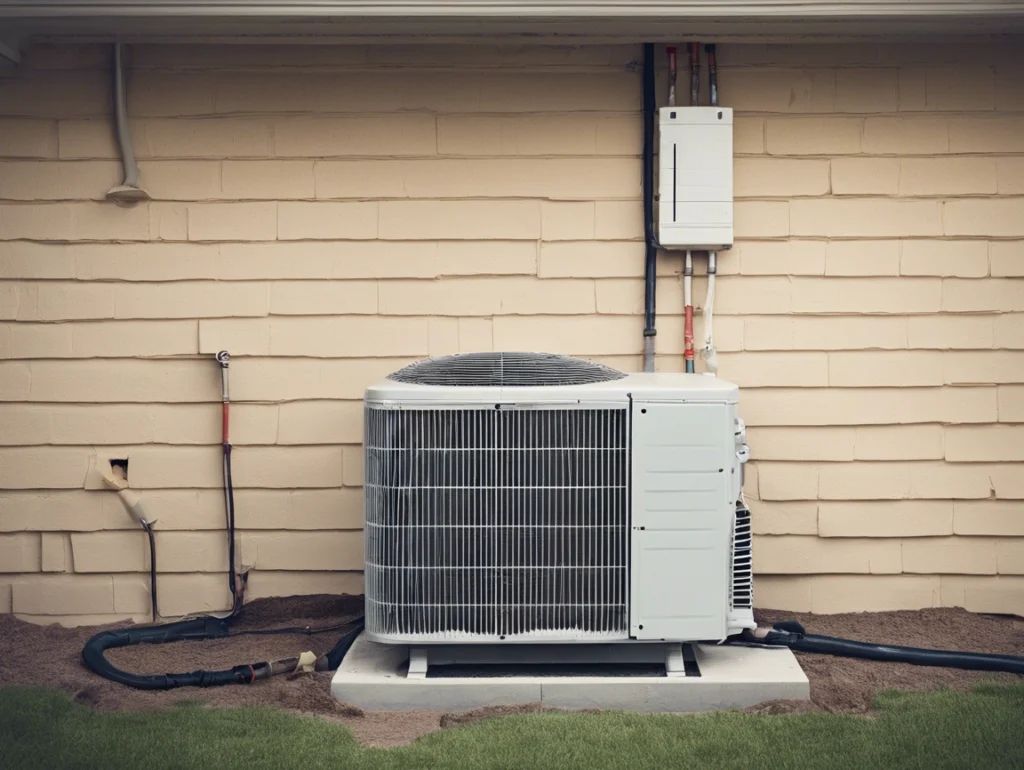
[140,520,158,622]
[82,616,366,691]
[641,41,657,370]
[743,621,1024,675]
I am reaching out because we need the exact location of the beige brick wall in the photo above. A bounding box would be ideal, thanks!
[1,40,1023,624]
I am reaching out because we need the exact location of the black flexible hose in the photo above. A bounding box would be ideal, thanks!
[82,616,366,691]
[752,622,1024,675]
[224,445,238,610]
[641,42,657,347]
[140,520,158,622]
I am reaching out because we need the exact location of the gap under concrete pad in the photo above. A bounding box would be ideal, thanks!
[331,634,809,713]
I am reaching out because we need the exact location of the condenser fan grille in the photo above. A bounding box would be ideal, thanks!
[387,352,627,387]
[364,406,629,641]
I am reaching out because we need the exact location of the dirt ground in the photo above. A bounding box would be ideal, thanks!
[1,594,1021,747]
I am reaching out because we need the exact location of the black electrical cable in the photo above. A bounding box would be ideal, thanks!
[82,616,366,691]
[224,445,238,611]
[743,621,1024,675]
[229,623,349,638]
[140,520,158,623]
[641,42,657,350]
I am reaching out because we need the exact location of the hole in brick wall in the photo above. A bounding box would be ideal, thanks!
[109,458,129,479]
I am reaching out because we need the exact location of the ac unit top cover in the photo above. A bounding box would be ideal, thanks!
[365,352,738,404]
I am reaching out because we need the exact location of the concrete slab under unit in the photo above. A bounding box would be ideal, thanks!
[331,634,809,713]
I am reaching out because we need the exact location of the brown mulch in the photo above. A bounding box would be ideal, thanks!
[0,595,1021,746]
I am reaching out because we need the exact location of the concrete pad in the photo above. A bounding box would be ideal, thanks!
[332,634,809,713]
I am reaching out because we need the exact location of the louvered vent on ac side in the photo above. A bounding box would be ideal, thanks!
[388,352,627,387]
[730,501,753,611]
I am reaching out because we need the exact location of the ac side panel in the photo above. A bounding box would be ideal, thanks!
[630,401,734,642]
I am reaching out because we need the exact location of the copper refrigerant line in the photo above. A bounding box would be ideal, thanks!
[667,42,718,374]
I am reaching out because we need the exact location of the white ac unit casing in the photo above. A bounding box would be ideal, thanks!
[363,354,754,646]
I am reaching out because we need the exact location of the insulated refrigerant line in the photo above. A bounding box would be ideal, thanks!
[684,250,695,373]
[688,41,701,106]
[667,45,677,107]
[706,43,718,108]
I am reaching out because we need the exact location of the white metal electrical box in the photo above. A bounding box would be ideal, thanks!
[658,106,734,250]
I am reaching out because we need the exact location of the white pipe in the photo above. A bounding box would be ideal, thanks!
[106,42,149,203]
[702,251,718,375]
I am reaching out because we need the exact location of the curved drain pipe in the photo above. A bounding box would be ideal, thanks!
[741,621,1024,675]
[106,43,150,204]
[82,617,365,691]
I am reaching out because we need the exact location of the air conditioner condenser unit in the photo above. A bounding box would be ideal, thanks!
[363,352,753,648]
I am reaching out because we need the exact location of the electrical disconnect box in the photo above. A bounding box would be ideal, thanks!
[658,106,734,250]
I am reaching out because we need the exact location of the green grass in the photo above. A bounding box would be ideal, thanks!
[2,684,1023,770]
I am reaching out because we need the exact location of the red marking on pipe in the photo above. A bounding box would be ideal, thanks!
[684,305,695,361]
[222,402,230,445]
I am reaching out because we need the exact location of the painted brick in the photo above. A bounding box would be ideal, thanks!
[316,158,637,200]
[0,533,41,572]
[594,202,644,241]
[733,118,764,154]
[903,538,998,575]
[126,446,223,489]
[791,200,943,238]
[234,488,363,531]
[150,404,278,446]
[954,502,1024,536]
[12,575,115,615]
[0,72,109,118]
[135,160,223,200]
[0,202,151,241]
[278,401,362,445]
[791,277,941,314]
[492,316,636,356]
[830,158,899,195]
[719,68,834,113]
[734,158,829,197]
[750,502,818,535]
[57,119,118,159]
[944,199,1024,237]
[0,243,76,279]
[343,446,364,488]
[438,115,639,156]
[742,387,996,427]
[853,425,945,460]
[998,386,1024,422]
[135,118,274,159]
[712,277,793,315]
[940,575,1024,616]
[757,463,818,501]
[269,281,377,315]
[943,351,1024,385]
[5,360,218,403]
[765,117,862,155]
[0,160,121,201]
[219,160,316,200]
[863,117,949,154]
[824,240,900,276]
[113,282,268,320]
[716,352,828,387]
[900,240,989,277]
[247,531,363,571]
[121,573,231,617]
[818,501,953,537]
[757,575,941,614]
[0,492,126,532]
[998,540,1024,574]
[996,157,1024,194]
[0,119,58,158]
[379,201,540,240]
[539,242,645,278]
[5,320,197,360]
[428,317,460,355]
[231,447,345,489]
[187,203,277,241]
[227,358,411,402]
[754,535,902,574]
[541,202,594,241]
[835,68,898,112]
[734,201,789,238]
[459,318,494,352]
[948,116,1024,152]
[381,278,594,316]
[743,315,906,351]
[909,462,1004,499]
[946,425,1024,462]
[943,279,1024,312]
[746,427,855,461]
[736,241,825,276]
[899,157,997,196]
[149,202,189,241]
[0,448,91,490]
[818,462,911,500]
[906,66,995,111]
[274,114,436,158]
[829,351,945,387]
[245,571,364,601]
[995,314,1024,349]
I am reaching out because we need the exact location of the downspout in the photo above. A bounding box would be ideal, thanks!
[106,42,150,204]
[642,42,657,373]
